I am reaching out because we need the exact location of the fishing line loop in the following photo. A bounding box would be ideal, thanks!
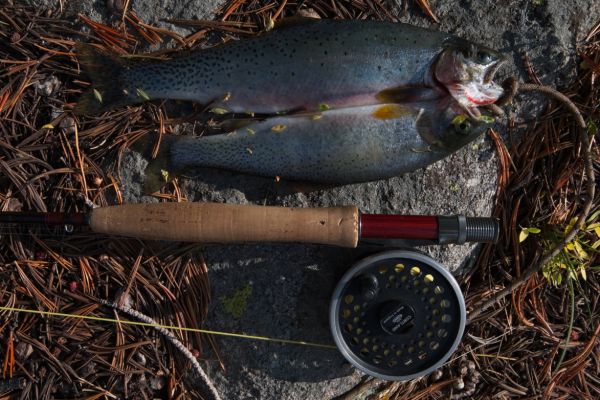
[0,305,337,349]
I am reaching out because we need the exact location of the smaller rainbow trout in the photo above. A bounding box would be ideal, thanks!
[137,99,492,190]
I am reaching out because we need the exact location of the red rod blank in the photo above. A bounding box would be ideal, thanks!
[360,214,438,240]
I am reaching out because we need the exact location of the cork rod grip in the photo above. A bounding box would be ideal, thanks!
[89,203,360,247]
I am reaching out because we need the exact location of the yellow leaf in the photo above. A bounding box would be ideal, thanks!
[41,123,54,129]
[271,124,286,133]
[573,241,588,260]
[591,239,600,249]
[246,128,256,135]
[451,114,467,126]
[160,169,169,182]
[519,229,529,243]
[580,266,587,281]
[566,243,575,251]
[564,217,578,234]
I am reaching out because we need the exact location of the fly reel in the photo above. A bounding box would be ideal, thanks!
[330,250,465,380]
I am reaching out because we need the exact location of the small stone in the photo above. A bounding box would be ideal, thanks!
[93,176,103,187]
[10,32,21,43]
[191,348,200,358]
[15,342,33,361]
[454,378,465,390]
[34,76,60,97]
[150,376,165,390]
[296,8,321,19]
[431,369,443,381]
[68,281,77,292]
[107,0,126,14]
[59,117,76,134]
[135,352,147,365]
[570,330,580,341]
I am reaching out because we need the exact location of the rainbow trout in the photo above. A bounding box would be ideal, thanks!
[138,99,492,189]
[75,19,505,116]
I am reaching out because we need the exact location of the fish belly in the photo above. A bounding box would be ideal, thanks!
[169,104,445,183]
[122,20,449,113]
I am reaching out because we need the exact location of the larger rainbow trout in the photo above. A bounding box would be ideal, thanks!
[138,98,493,190]
[75,19,505,116]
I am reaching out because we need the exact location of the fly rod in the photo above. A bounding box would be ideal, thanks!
[0,203,498,246]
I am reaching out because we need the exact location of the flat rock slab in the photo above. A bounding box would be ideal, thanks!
[29,0,598,398]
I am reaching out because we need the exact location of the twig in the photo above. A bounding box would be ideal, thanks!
[469,82,596,320]
[98,299,222,400]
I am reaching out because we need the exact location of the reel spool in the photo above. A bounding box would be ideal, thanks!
[330,250,465,380]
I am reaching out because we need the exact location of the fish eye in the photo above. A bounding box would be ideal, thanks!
[476,50,494,64]
[454,120,471,135]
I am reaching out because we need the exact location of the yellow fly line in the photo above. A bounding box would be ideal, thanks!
[0,306,337,349]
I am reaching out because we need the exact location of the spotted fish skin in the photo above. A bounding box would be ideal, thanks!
[76,20,458,115]
[140,100,490,187]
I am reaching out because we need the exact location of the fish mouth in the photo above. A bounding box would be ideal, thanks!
[483,56,507,85]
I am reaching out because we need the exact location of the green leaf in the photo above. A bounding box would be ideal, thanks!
[527,227,541,234]
[319,103,330,111]
[478,115,495,123]
[136,88,150,101]
[587,209,600,223]
[210,107,229,115]
[588,119,598,136]
[93,89,103,103]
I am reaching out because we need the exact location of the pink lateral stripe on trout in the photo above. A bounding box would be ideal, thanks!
[74,19,505,116]
[136,98,493,191]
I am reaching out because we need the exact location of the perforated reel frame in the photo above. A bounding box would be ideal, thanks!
[329,250,466,380]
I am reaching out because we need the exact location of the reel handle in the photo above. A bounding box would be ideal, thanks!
[89,203,360,247]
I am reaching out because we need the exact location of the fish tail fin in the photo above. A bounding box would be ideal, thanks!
[130,133,180,194]
[73,43,134,115]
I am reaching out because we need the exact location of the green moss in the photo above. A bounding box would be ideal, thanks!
[219,284,252,319]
